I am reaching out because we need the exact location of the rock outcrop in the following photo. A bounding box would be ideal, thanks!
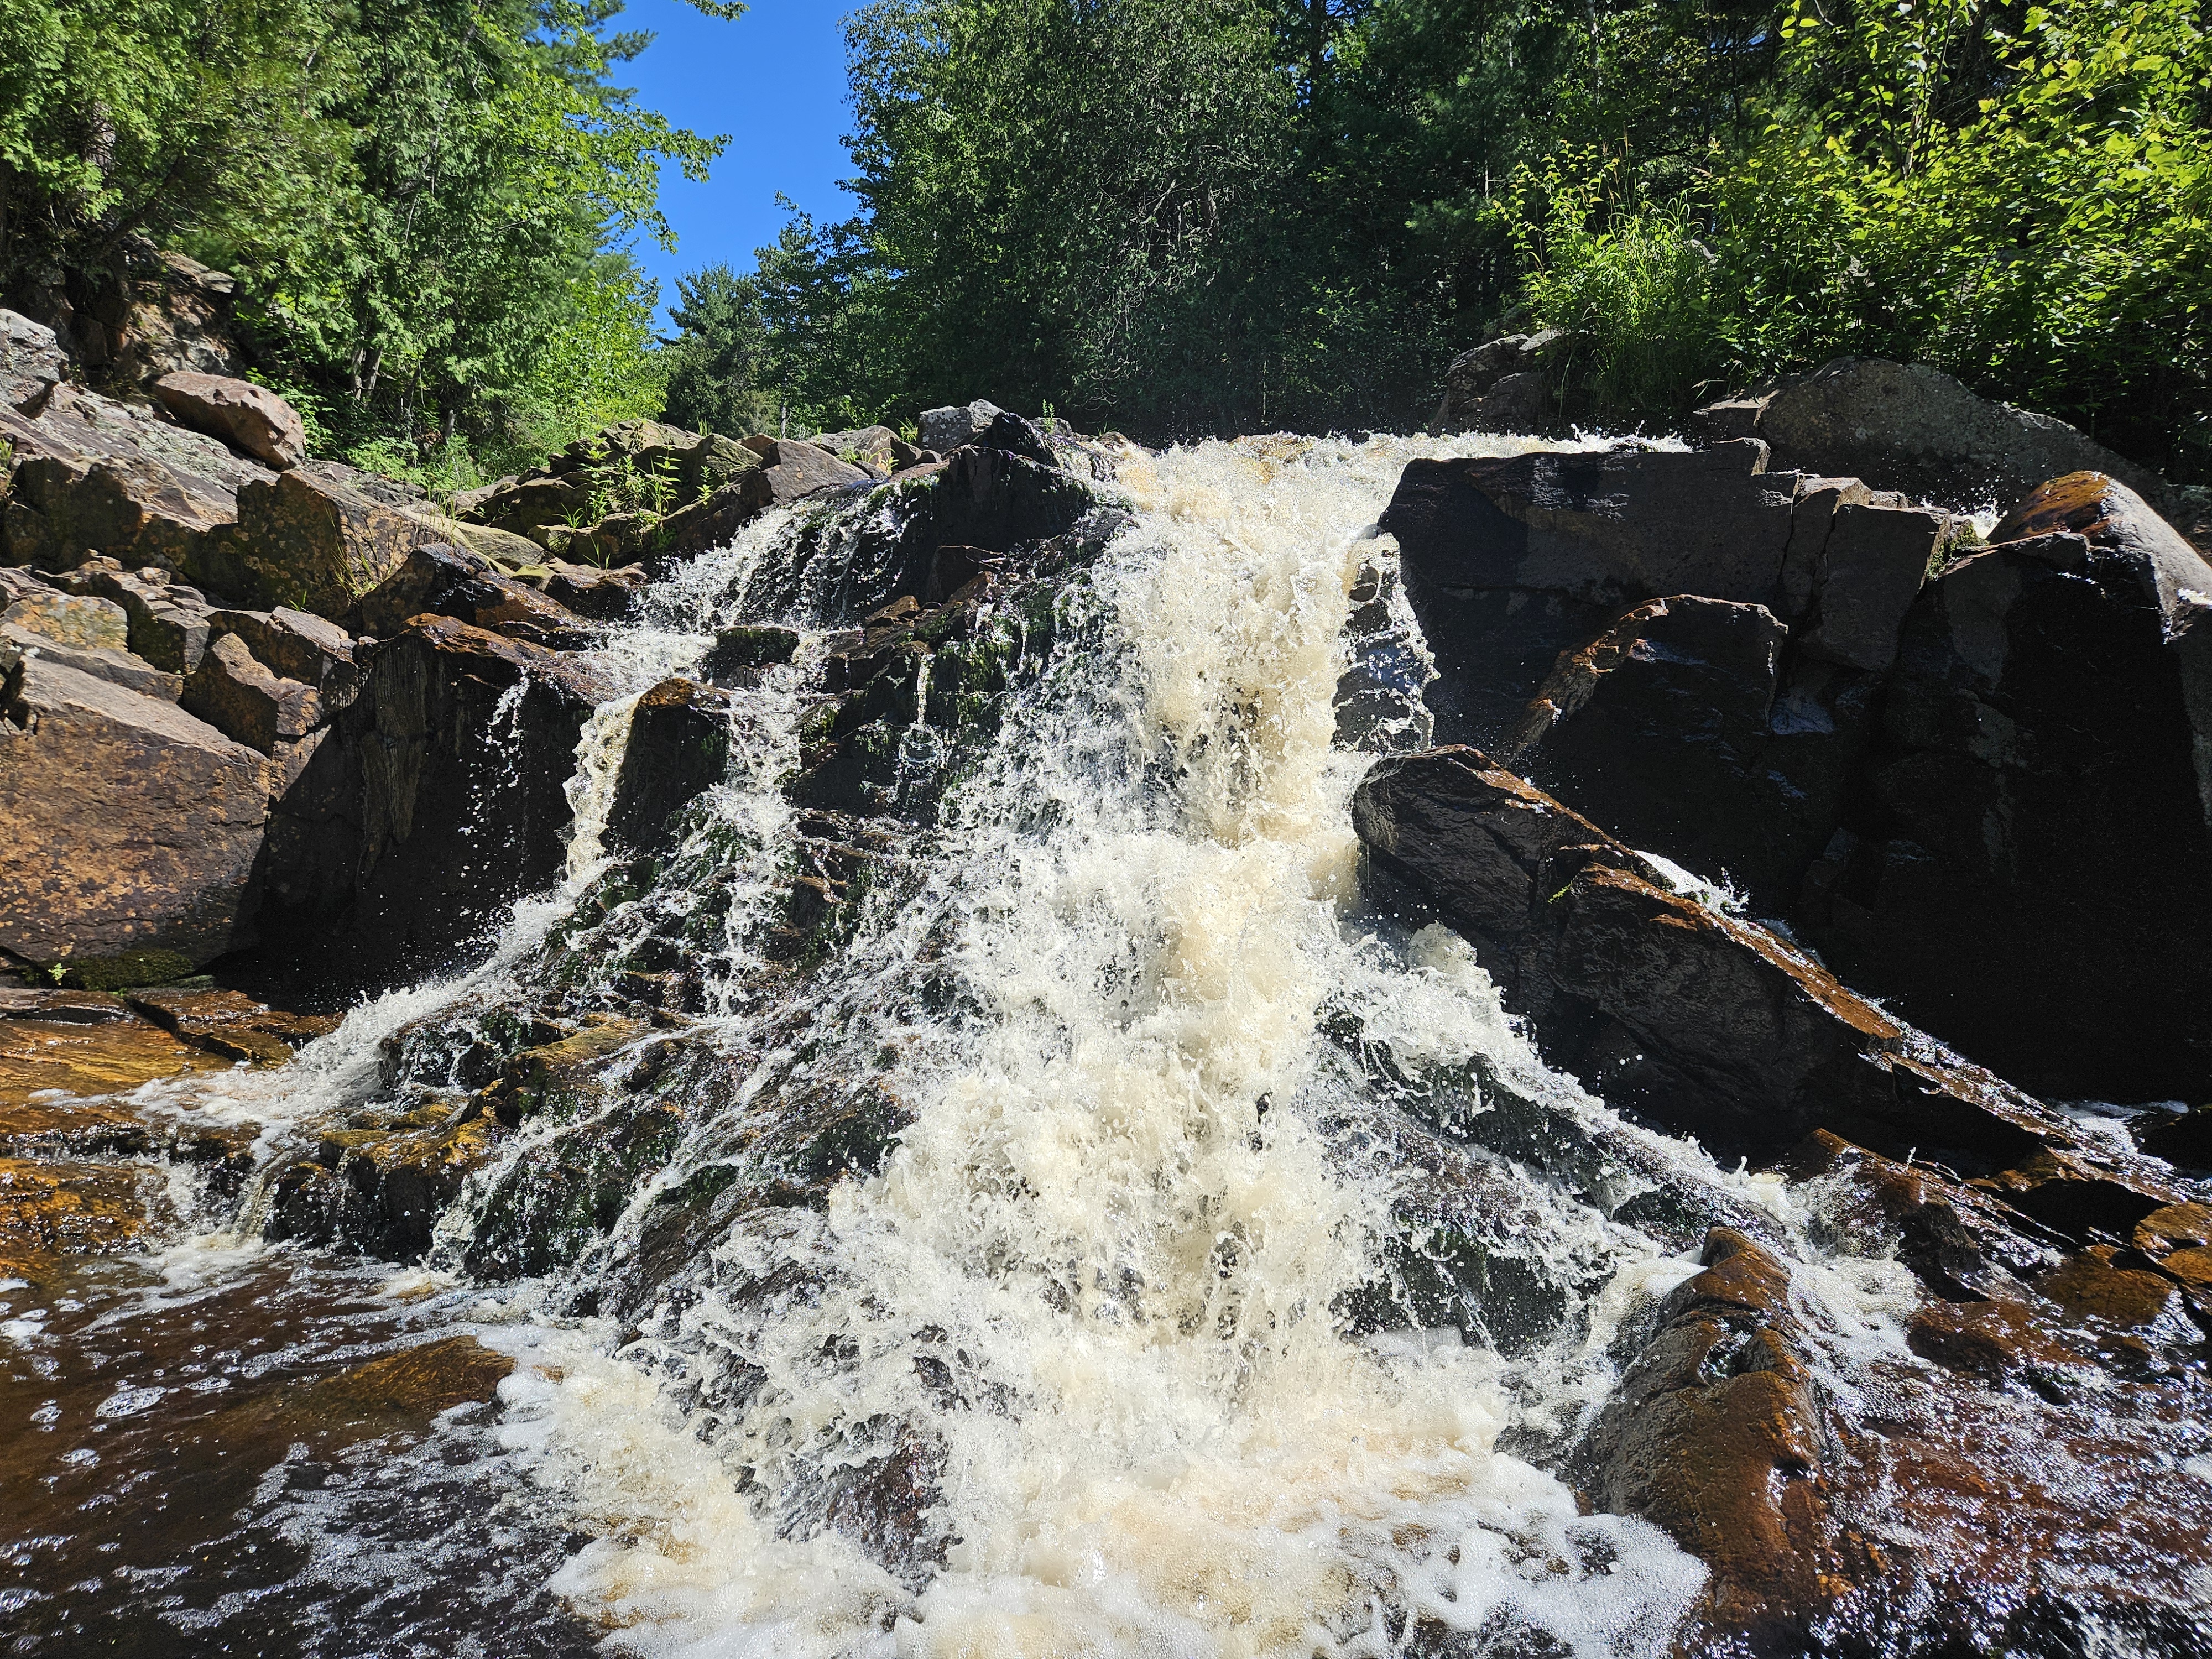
[1688,357,2169,515]
[258,614,613,982]
[1430,330,1568,435]
[1,310,69,414]
[0,652,269,972]
[1801,473,2212,1100]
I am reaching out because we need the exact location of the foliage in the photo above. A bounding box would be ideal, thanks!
[661,262,776,437]
[0,0,743,481]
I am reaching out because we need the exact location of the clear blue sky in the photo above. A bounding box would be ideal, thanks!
[617,0,859,329]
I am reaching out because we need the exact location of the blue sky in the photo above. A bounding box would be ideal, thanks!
[617,0,859,327]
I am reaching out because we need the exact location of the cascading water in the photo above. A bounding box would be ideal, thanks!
[9,432,2123,1657]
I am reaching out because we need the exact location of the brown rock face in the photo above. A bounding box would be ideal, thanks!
[0,656,268,969]
[258,614,612,983]
[152,371,307,470]
[201,467,435,619]
[1806,473,2212,1099]
[352,542,592,648]
[0,588,129,651]
[181,630,319,754]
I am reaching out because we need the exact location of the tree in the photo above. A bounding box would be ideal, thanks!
[661,263,775,435]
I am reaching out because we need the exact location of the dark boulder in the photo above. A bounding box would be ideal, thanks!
[607,677,731,853]
[1803,473,2212,1099]
[1504,594,1880,906]
[1430,330,1568,434]
[1352,747,2191,1197]
[259,614,613,983]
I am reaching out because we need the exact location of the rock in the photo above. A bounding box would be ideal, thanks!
[607,677,731,853]
[257,614,613,984]
[0,1157,152,1274]
[919,399,1005,454]
[542,560,645,619]
[206,604,358,695]
[1804,473,2212,1099]
[0,656,268,970]
[152,372,307,469]
[1,406,247,576]
[181,631,319,754]
[1689,357,2168,515]
[1432,331,1568,433]
[125,988,337,1064]
[1573,1229,1856,1647]
[0,588,129,652]
[352,542,592,648]
[1,310,67,414]
[1504,595,1879,906]
[810,424,927,474]
[2138,1107,2212,1172]
[1383,444,1950,746]
[976,410,1059,468]
[51,564,214,674]
[328,1117,505,1258]
[200,466,436,619]
[764,439,872,502]
[461,419,770,556]
[1352,747,2179,1190]
[292,1336,513,1421]
[700,623,800,684]
[0,625,180,701]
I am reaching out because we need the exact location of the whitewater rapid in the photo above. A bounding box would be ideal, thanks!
[422,434,1724,1657]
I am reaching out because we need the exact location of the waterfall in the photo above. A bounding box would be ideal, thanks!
[440,435,1725,1655]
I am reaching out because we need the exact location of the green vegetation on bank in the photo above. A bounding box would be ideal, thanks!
[675,0,2208,480]
[0,0,742,484]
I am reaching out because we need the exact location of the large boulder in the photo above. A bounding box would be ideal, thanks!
[760,438,873,502]
[1349,746,2187,1205]
[352,542,592,648]
[1803,472,2212,1099]
[1689,357,2167,515]
[919,399,1005,454]
[258,614,613,983]
[0,654,268,972]
[1430,330,1568,434]
[1503,595,1880,906]
[1,310,67,414]
[1381,441,1947,744]
[197,466,437,619]
[153,372,307,470]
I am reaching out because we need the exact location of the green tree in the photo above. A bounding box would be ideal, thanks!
[661,262,775,436]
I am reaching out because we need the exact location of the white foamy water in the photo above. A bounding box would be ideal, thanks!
[499,435,1709,1656]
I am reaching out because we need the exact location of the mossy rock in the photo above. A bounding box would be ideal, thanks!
[59,947,197,992]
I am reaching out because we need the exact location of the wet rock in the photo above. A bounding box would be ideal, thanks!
[975,410,1059,468]
[0,988,133,1024]
[152,371,306,470]
[699,623,800,684]
[258,614,613,984]
[291,1335,514,1423]
[0,656,268,971]
[125,988,337,1065]
[1,309,67,413]
[199,466,436,619]
[1804,473,2212,1099]
[607,677,731,854]
[478,1015,649,1127]
[463,1094,687,1279]
[1691,357,2169,514]
[1352,748,2190,1202]
[1504,594,1878,904]
[352,542,592,648]
[2138,1107,2212,1173]
[330,1117,505,1259]
[181,631,319,754]
[1783,484,1951,673]
[0,1157,152,1273]
[1574,1228,1863,1647]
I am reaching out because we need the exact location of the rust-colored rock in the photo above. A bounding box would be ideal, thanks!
[0,656,268,971]
[125,988,336,1065]
[199,466,435,619]
[0,1157,150,1273]
[289,1335,514,1423]
[352,542,592,647]
[181,630,319,754]
[153,371,307,470]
